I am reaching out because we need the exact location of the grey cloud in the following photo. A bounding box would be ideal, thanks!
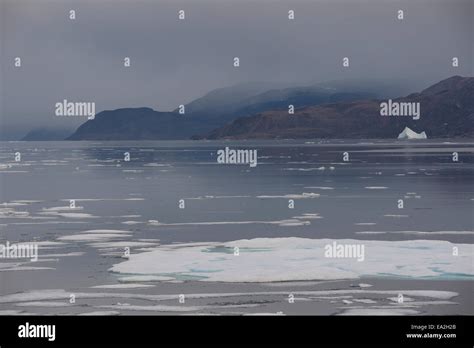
[0,0,472,138]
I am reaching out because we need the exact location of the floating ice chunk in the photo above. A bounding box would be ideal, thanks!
[42,252,84,257]
[119,275,175,282]
[58,233,130,241]
[353,299,377,304]
[42,206,84,212]
[97,304,203,312]
[388,296,414,302]
[350,283,373,288]
[365,186,388,190]
[357,230,474,236]
[16,301,70,307]
[91,284,154,289]
[143,163,171,167]
[245,312,285,316]
[398,127,427,140]
[257,193,320,199]
[0,202,28,207]
[147,219,311,227]
[284,167,326,171]
[357,283,373,288]
[392,300,457,306]
[121,221,144,225]
[89,241,158,249]
[81,229,131,234]
[0,208,30,218]
[59,198,144,202]
[9,221,87,226]
[0,310,33,315]
[292,213,323,220]
[0,289,459,306]
[0,266,55,272]
[39,212,97,219]
[110,238,474,282]
[340,308,419,315]
[185,195,251,200]
[79,311,120,316]
[279,220,310,226]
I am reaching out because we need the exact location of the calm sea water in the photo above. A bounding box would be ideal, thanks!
[0,140,473,315]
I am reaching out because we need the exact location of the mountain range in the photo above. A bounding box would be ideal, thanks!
[63,75,473,140]
[202,76,474,139]
[65,79,399,140]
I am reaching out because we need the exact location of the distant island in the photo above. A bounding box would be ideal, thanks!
[64,75,473,140]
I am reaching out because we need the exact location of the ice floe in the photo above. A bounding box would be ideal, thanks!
[88,241,158,249]
[110,238,474,282]
[147,219,310,227]
[59,198,144,202]
[79,311,121,316]
[118,275,175,282]
[356,230,474,236]
[185,195,251,200]
[91,284,155,289]
[58,233,131,242]
[292,213,323,220]
[257,193,320,199]
[0,288,458,305]
[340,308,419,315]
[96,304,203,312]
[39,212,97,219]
[284,167,327,171]
[16,301,70,307]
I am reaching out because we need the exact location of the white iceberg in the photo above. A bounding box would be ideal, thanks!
[397,127,427,139]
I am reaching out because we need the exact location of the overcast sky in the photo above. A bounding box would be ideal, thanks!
[0,0,472,138]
